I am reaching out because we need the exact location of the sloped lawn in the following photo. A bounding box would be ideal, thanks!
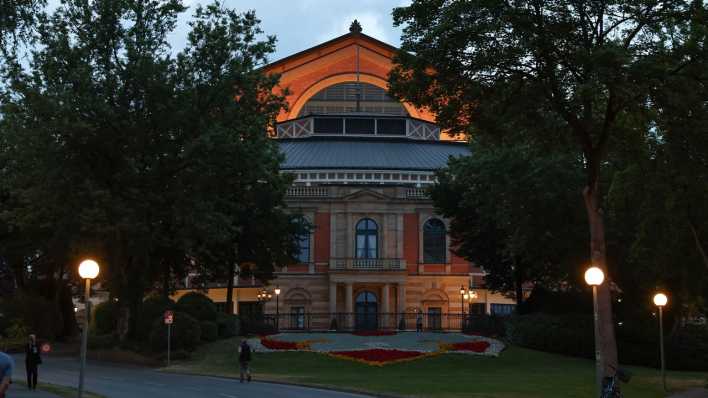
[165,337,708,398]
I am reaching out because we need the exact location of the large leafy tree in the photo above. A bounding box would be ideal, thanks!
[390,0,708,373]
[0,0,297,338]
[431,142,587,306]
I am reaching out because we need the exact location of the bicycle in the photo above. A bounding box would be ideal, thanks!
[601,365,632,398]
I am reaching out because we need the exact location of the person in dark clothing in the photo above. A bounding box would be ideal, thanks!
[25,334,41,390]
[238,340,252,383]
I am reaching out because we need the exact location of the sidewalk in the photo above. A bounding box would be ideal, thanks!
[6,383,60,398]
[669,389,708,398]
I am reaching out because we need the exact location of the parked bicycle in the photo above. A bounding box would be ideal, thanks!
[601,365,632,398]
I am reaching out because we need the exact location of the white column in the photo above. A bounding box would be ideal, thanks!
[329,282,337,314]
[345,283,353,329]
[382,284,390,328]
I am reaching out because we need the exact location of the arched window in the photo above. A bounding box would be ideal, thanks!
[423,218,446,263]
[355,218,378,259]
[293,217,310,263]
[299,82,409,117]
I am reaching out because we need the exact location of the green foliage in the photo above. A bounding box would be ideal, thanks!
[215,312,240,338]
[199,321,218,342]
[505,313,595,359]
[431,144,587,301]
[92,301,119,335]
[0,293,63,340]
[149,311,200,352]
[176,292,217,322]
[136,296,175,340]
[5,318,28,339]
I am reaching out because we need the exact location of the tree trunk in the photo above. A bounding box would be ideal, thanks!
[513,262,525,308]
[225,261,236,314]
[687,219,708,272]
[583,184,619,377]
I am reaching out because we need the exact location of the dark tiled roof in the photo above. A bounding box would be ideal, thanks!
[277,137,470,171]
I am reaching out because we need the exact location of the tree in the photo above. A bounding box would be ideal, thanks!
[390,0,708,374]
[431,142,587,306]
[0,0,297,339]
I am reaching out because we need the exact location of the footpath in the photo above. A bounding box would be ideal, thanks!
[6,383,60,398]
[669,389,708,398]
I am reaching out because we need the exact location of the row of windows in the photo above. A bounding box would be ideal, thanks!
[294,217,448,264]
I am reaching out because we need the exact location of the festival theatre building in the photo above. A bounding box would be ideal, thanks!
[175,23,517,330]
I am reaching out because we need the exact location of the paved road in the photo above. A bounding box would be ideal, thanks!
[11,355,370,398]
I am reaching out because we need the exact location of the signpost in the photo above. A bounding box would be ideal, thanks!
[164,310,174,366]
[41,343,51,354]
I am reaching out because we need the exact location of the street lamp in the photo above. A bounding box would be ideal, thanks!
[653,292,668,392]
[584,266,605,397]
[274,286,281,331]
[78,259,99,398]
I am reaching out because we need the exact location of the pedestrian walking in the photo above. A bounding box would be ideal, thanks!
[416,310,423,333]
[238,340,252,383]
[25,334,42,390]
[0,351,14,398]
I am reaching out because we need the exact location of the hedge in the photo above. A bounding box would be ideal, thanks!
[92,301,119,335]
[199,321,218,342]
[137,296,175,339]
[149,311,200,352]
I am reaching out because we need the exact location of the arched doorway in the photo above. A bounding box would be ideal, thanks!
[355,291,378,330]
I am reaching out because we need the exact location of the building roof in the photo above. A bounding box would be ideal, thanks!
[278,137,469,171]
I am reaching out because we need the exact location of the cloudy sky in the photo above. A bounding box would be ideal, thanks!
[171,0,411,61]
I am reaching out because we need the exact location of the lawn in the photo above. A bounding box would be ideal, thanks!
[14,380,105,398]
[165,337,708,398]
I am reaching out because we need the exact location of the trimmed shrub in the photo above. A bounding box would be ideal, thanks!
[137,295,175,340]
[664,325,708,371]
[200,321,218,342]
[149,311,200,352]
[215,312,240,338]
[464,314,507,337]
[505,313,594,358]
[92,301,119,335]
[176,292,217,322]
[0,293,63,340]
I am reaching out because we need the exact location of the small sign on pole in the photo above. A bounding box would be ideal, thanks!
[164,310,174,366]
[41,343,51,353]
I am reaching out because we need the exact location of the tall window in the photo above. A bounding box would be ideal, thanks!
[294,217,310,263]
[355,218,378,258]
[423,218,446,263]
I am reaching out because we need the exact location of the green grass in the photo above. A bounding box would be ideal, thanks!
[165,337,708,398]
[15,380,105,398]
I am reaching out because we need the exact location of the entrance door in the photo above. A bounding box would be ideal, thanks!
[355,291,378,330]
[428,307,442,330]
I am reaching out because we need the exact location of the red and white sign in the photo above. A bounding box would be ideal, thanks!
[164,310,174,325]
[41,343,51,353]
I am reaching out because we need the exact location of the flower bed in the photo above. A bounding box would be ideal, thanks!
[351,330,397,337]
[328,349,431,366]
[441,340,491,353]
[260,337,310,350]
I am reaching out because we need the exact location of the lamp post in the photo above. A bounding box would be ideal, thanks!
[584,266,605,397]
[653,292,668,392]
[274,286,281,331]
[78,259,100,398]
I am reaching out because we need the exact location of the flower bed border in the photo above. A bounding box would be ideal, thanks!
[326,349,437,366]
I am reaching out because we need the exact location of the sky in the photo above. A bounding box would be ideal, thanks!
[171,0,412,62]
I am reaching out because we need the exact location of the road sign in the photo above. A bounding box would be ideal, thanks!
[164,310,174,325]
[41,343,51,353]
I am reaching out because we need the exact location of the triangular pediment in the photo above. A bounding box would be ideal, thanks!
[342,188,391,201]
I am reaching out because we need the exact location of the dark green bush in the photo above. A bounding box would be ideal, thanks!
[88,333,116,349]
[215,312,240,338]
[137,295,175,339]
[0,293,63,340]
[92,301,119,335]
[664,325,708,371]
[199,321,218,342]
[149,311,201,352]
[505,313,594,358]
[176,292,216,322]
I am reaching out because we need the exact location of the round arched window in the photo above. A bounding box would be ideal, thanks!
[299,82,408,117]
[355,218,378,259]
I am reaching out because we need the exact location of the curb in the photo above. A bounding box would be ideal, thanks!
[161,369,405,398]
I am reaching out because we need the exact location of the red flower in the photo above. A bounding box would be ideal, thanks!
[329,349,429,365]
[351,330,397,337]
[444,341,491,352]
[260,338,299,350]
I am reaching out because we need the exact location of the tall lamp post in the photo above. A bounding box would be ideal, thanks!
[584,266,605,397]
[78,259,100,398]
[653,292,668,392]
[459,286,466,330]
[274,286,281,331]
